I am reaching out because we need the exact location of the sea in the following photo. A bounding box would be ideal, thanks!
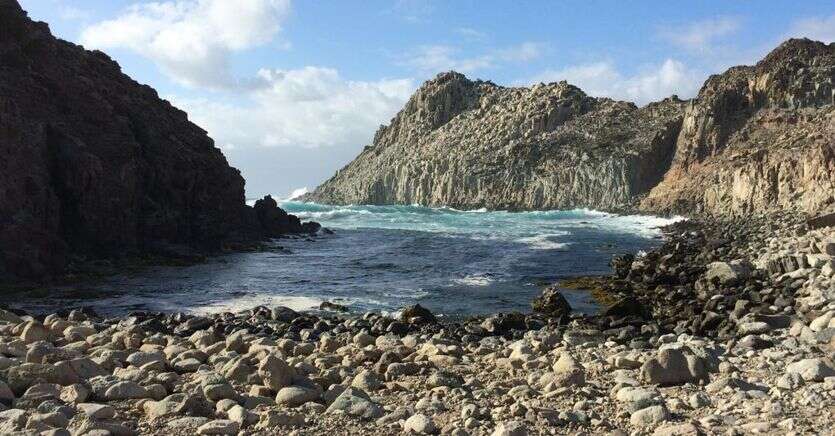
[9,199,682,318]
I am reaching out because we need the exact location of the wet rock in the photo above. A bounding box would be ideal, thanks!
[401,304,437,324]
[531,286,572,318]
[602,296,650,319]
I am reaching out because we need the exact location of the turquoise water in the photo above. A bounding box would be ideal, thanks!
[8,202,681,317]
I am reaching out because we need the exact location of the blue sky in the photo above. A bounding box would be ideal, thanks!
[18,0,835,199]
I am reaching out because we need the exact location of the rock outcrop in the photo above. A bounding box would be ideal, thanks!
[304,73,686,210]
[642,39,835,215]
[306,39,835,217]
[0,1,315,282]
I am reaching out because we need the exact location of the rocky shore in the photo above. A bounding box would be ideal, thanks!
[0,2,319,285]
[0,212,832,435]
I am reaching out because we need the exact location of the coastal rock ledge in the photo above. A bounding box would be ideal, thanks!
[0,1,316,283]
[304,39,835,217]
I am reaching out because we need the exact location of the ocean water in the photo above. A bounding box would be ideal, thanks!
[10,202,681,318]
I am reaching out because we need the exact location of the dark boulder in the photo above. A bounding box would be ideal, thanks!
[610,254,635,279]
[481,312,527,335]
[602,297,650,319]
[531,286,572,318]
[400,304,436,324]
[253,195,320,237]
[319,301,348,313]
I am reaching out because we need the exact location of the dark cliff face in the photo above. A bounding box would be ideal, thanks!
[0,1,314,282]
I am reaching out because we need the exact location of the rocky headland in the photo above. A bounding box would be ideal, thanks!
[0,0,319,286]
[304,39,834,218]
[0,1,833,435]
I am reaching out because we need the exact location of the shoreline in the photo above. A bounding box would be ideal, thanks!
[0,210,831,435]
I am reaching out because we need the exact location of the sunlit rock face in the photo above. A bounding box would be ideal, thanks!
[307,39,835,218]
[305,71,685,211]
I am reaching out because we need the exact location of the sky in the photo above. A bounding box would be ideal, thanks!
[17,0,835,200]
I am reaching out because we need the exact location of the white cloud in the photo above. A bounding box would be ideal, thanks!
[79,0,291,89]
[659,16,741,52]
[498,42,543,62]
[405,45,493,73]
[405,42,542,74]
[170,67,415,149]
[787,14,835,43]
[455,27,487,41]
[528,59,703,105]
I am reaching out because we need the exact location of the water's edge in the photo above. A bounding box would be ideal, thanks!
[2,203,683,317]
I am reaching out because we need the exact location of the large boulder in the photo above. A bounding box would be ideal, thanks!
[704,260,753,286]
[531,286,572,318]
[400,304,436,325]
[325,387,383,419]
[641,348,710,386]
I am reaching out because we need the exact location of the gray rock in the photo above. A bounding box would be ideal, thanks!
[77,403,115,420]
[630,405,670,426]
[785,358,835,382]
[275,386,320,407]
[491,420,527,436]
[615,387,663,413]
[325,387,384,419]
[202,383,237,402]
[426,370,464,388]
[103,381,148,401]
[641,348,707,386]
[404,413,437,434]
[197,419,240,435]
[6,363,61,395]
[258,354,294,391]
[126,352,166,368]
[350,369,382,391]
[167,417,211,429]
[704,260,752,286]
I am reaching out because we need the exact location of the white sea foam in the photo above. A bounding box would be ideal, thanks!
[517,234,572,250]
[188,294,321,315]
[283,187,310,202]
[452,273,495,286]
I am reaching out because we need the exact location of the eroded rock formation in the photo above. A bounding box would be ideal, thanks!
[0,1,314,282]
[306,39,835,217]
[305,73,686,211]
[642,39,835,215]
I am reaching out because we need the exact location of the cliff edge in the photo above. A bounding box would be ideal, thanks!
[0,1,316,282]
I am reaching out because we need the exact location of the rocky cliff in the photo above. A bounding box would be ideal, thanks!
[642,39,835,215]
[305,73,686,211]
[306,39,835,217]
[0,1,315,282]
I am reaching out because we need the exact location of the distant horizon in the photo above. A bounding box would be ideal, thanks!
[18,0,835,199]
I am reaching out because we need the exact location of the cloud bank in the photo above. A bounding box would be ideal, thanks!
[528,59,703,105]
[80,0,291,89]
